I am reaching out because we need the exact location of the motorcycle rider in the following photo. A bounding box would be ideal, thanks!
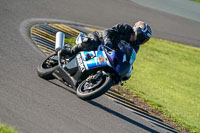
[61,21,152,55]
[61,21,152,56]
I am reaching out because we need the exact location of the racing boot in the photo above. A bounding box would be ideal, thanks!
[60,43,83,56]
[61,37,91,56]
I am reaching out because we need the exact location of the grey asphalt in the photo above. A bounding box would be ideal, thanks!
[132,0,200,23]
[0,0,199,133]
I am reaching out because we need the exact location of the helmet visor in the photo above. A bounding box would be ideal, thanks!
[137,33,149,44]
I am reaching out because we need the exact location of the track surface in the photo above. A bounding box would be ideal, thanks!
[0,0,199,132]
[132,0,200,23]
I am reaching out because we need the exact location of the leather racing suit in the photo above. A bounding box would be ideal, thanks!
[61,23,140,56]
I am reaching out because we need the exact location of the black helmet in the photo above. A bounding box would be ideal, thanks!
[133,21,152,45]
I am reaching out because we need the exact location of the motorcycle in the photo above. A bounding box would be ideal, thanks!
[37,32,136,100]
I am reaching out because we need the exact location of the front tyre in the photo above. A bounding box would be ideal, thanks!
[37,53,59,80]
[76,72,113,100]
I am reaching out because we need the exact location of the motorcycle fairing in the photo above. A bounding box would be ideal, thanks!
[104,45,136,77]
[80,51,111,70]
[60,51,111,88]
[63,57,78,75]
[54,66,78,89]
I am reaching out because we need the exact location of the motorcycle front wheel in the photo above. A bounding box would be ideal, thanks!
[76,72,113,100]
[37,53,59,80]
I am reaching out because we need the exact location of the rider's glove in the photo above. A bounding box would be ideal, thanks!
[60,49,69,56]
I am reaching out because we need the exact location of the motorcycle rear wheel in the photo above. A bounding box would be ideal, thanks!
[37,53,59,80]
[76,72,113,100]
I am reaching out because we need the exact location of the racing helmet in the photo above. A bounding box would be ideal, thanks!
[133,21,152,45]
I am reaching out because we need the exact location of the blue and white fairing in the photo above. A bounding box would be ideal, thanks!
[104,41,136,77]
[76,33,136,78]
[80,50,111,70]
[76,32,111,72]
[79,44,136,78]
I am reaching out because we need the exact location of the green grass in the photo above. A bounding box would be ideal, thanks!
[192,0,200,3]
[0,123,18,133]
[65,37,76,46]
[124,38,200,132]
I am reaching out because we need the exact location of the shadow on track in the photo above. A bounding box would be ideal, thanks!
[88,100,160,133]
[133,111,179,133]
[48,80,76,95]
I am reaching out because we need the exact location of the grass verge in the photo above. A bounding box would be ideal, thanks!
[125,38,200,133]
[192,0,200,2]
[64,37,200,132]
[0,123,18,133]
[65,37,76,46]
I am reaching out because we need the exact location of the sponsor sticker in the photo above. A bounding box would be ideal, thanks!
[77,54,86,72]
[98,55,104,65]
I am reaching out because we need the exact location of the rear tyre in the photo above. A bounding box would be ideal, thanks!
[37,53,59,80]
[76,72,113,100]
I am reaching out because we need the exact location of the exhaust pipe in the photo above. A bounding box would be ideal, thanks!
[55,32,65,51]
